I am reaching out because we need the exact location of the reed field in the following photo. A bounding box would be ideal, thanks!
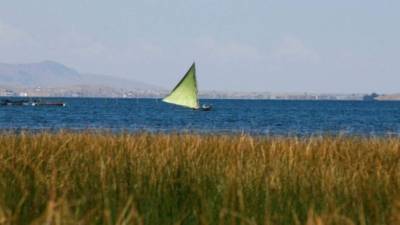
[0,132,400,225]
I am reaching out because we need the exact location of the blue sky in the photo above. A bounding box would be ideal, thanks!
[0,0,399,93]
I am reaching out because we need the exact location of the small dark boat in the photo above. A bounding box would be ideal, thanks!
[199,104,212,111]
[0,99,66,107]
[0,99,34,106]
[35,102,66,107]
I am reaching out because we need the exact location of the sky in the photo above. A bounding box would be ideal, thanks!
[0,0,399,93]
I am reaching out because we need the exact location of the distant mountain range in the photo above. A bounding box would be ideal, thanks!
[0,60,161,90]
[0,61,81,87]
[0,61,165,97]
[0,61,397,100]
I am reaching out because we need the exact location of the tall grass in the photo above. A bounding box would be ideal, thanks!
[0,132,400,225]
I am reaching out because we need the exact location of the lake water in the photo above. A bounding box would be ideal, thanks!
[1,98,400,136]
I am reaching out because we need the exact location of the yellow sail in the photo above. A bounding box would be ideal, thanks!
[162,63,200,109]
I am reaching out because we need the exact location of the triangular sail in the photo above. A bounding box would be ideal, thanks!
[162,63,200,109]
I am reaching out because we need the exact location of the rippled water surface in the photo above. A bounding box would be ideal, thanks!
[1,98,400,135]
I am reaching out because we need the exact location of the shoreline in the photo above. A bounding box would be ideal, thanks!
[1,129,400,138]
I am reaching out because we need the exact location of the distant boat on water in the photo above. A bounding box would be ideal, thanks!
[0,99,66,107]
[162,63,212,111]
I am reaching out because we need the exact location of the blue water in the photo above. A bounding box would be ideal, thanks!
[1,98,400,136]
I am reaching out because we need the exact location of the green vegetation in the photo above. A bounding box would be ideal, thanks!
[0,132,400,225]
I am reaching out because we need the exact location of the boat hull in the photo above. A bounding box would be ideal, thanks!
[199,105,212,111]
[0,99,66,107]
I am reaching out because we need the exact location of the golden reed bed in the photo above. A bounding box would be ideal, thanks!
[0,132,400,225]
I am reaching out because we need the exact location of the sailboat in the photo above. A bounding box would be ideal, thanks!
[162,63,212,111]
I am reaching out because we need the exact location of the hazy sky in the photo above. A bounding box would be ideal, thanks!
[0,0,399,93]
